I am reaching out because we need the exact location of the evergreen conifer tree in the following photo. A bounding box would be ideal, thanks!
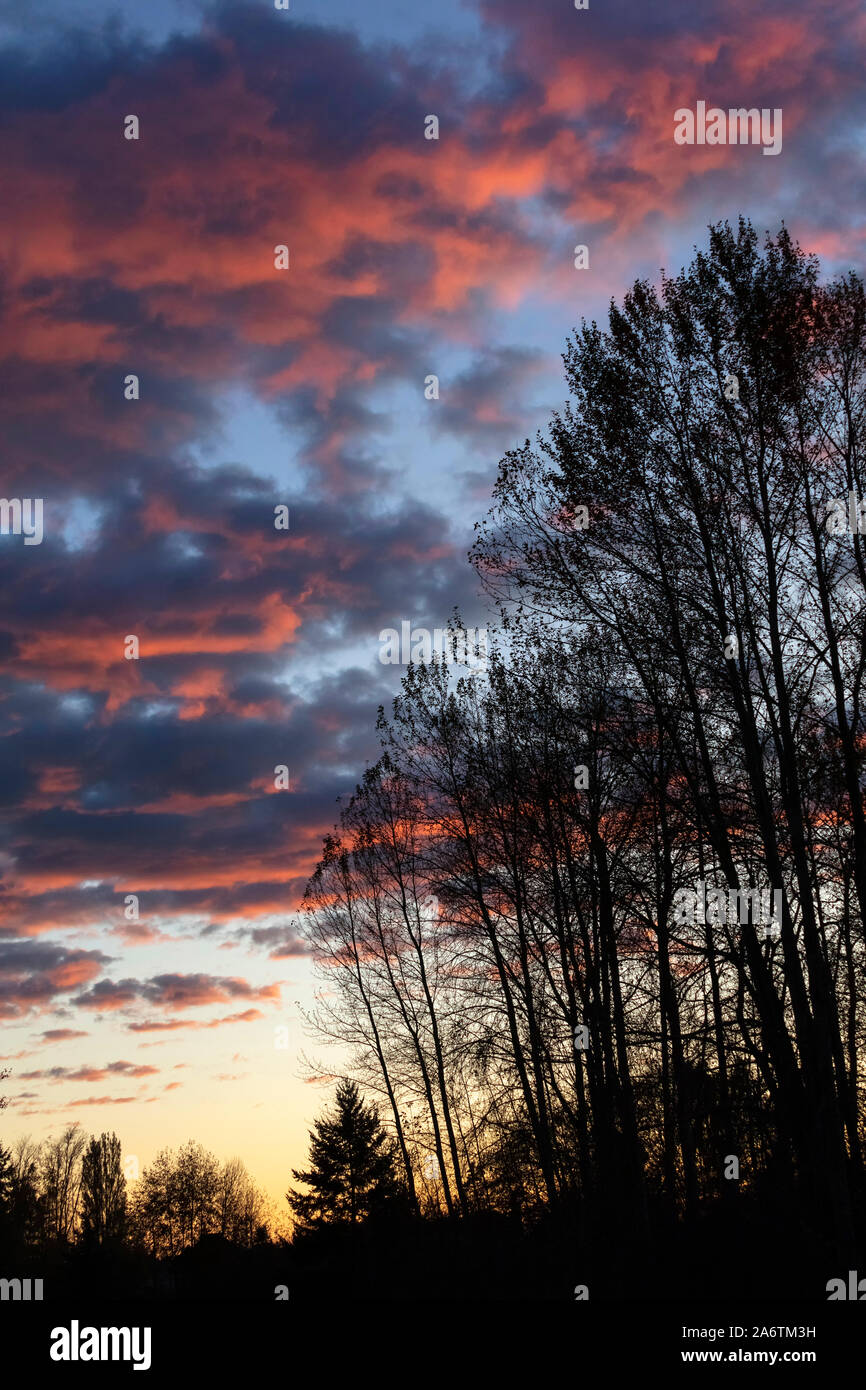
[287,1079,403,1231]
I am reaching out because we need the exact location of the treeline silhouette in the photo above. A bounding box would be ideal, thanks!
[0,1092,568,1300]
[0,1114,286,1298]
[298,220,866,1298]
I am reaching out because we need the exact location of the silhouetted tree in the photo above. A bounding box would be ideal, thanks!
[0,1141,12,1248]
[80,1132,126,1247]
[129,1142,270,1257]
[40,1124,86,1243]
[288,1079,405,1232]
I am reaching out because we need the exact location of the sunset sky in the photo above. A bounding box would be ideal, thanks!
[1,0,864,1208]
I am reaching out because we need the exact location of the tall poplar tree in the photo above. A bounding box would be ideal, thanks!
[80,1131,126,1247]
